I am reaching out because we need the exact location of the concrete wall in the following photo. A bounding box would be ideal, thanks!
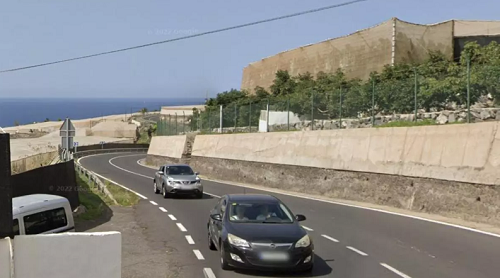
[0,232,121,278]
[0,238,11,278]
[190,122,500,224]
[192,121,500,186]
[395,19,454,63]
[10,151,58,174]
[241,19,394,92]
[147,135,187,159]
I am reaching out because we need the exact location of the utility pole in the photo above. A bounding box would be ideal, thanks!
[467,55,471,123]
[414,67,418,122]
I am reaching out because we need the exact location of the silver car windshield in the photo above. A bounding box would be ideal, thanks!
[168,166,194,175]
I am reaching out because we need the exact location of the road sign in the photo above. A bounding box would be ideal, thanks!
[60,118,76,150]
[74,142,79,147]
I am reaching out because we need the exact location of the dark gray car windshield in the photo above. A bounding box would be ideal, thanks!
[168,166,194,175]
[228,201,294,223]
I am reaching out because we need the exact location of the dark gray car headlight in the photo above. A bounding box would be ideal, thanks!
[295,235,311,248]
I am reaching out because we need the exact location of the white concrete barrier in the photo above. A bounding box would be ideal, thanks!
[0,232,121,278]
[0,238,11,278]
[148,135,187,159]
[192,121,500,185]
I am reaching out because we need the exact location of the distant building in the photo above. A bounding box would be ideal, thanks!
[241,18,500,93]
[160,105,205,121]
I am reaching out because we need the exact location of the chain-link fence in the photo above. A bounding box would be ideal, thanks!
[156,58,500,136]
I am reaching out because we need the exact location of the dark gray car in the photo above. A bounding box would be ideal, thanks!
[153,164,203,198]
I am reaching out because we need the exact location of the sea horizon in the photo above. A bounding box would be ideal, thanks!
[0,97,205,127]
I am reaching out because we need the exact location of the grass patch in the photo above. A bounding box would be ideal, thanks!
[377,119,438,128]
[104,181,140,207]
[76,173,112,221]
[377,119,467,128]
[137,129,152,144]
[75,171,139,221]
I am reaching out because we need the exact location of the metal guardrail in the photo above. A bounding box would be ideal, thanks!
[72,148,148,159]
[74,161,119,206]
[72,147,148,205]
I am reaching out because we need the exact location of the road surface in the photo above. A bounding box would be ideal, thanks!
[80,152,500,278]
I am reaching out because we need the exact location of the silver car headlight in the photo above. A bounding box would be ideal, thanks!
[295,235,311,248]
[196,177,201,184]
[228,233,250,248]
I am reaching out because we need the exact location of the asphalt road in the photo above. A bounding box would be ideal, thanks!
[80,152,500,278]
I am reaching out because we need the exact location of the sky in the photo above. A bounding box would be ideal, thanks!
[0,0,499,99]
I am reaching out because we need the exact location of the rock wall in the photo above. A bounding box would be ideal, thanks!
[241,19,394,92]
[190,156,500,226]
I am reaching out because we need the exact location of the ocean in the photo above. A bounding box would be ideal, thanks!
[0,98,205,127]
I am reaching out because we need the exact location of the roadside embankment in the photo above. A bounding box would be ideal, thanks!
[146,121,500,226]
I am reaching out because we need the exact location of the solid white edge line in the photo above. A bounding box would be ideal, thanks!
[176,223,187,232]
[321,234,339,243]
[109,155,152,179]
[89,170,148,200]
[193,250,205,260]
[190,176,500,239]
[204,192,221,198]
[185,235,195,245]
[302,225,314,231]
[78,153,148,200]
[168,214,177,220]
[203,268,216,278]
[150,201,158,206]
[380,263,412,278]
[346,246,368,256]
[159,207,168,212]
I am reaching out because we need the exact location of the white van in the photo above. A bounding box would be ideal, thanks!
[12,194,75,235]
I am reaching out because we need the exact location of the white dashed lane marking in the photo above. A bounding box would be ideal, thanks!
[150,201,158,206]
[185,235,195,245]
[321,234,339,243]
[203,268,216,278]
[380,263,412,278]
[168,214,177,220]
[177,223,187,232]
[159,207,168,212]
[346,246,368,256]
[302,226,314,231]
[193,250,205,260]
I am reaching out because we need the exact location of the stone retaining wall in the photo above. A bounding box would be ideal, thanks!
[190,156,500,226]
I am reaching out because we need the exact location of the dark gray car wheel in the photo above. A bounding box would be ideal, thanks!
[208,230,216,250]
[220,242,231,270]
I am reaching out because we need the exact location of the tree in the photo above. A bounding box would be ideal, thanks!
[140,107,148,115]
[14,120,20,126]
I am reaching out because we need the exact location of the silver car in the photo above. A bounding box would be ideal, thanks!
[153,164,203,199]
